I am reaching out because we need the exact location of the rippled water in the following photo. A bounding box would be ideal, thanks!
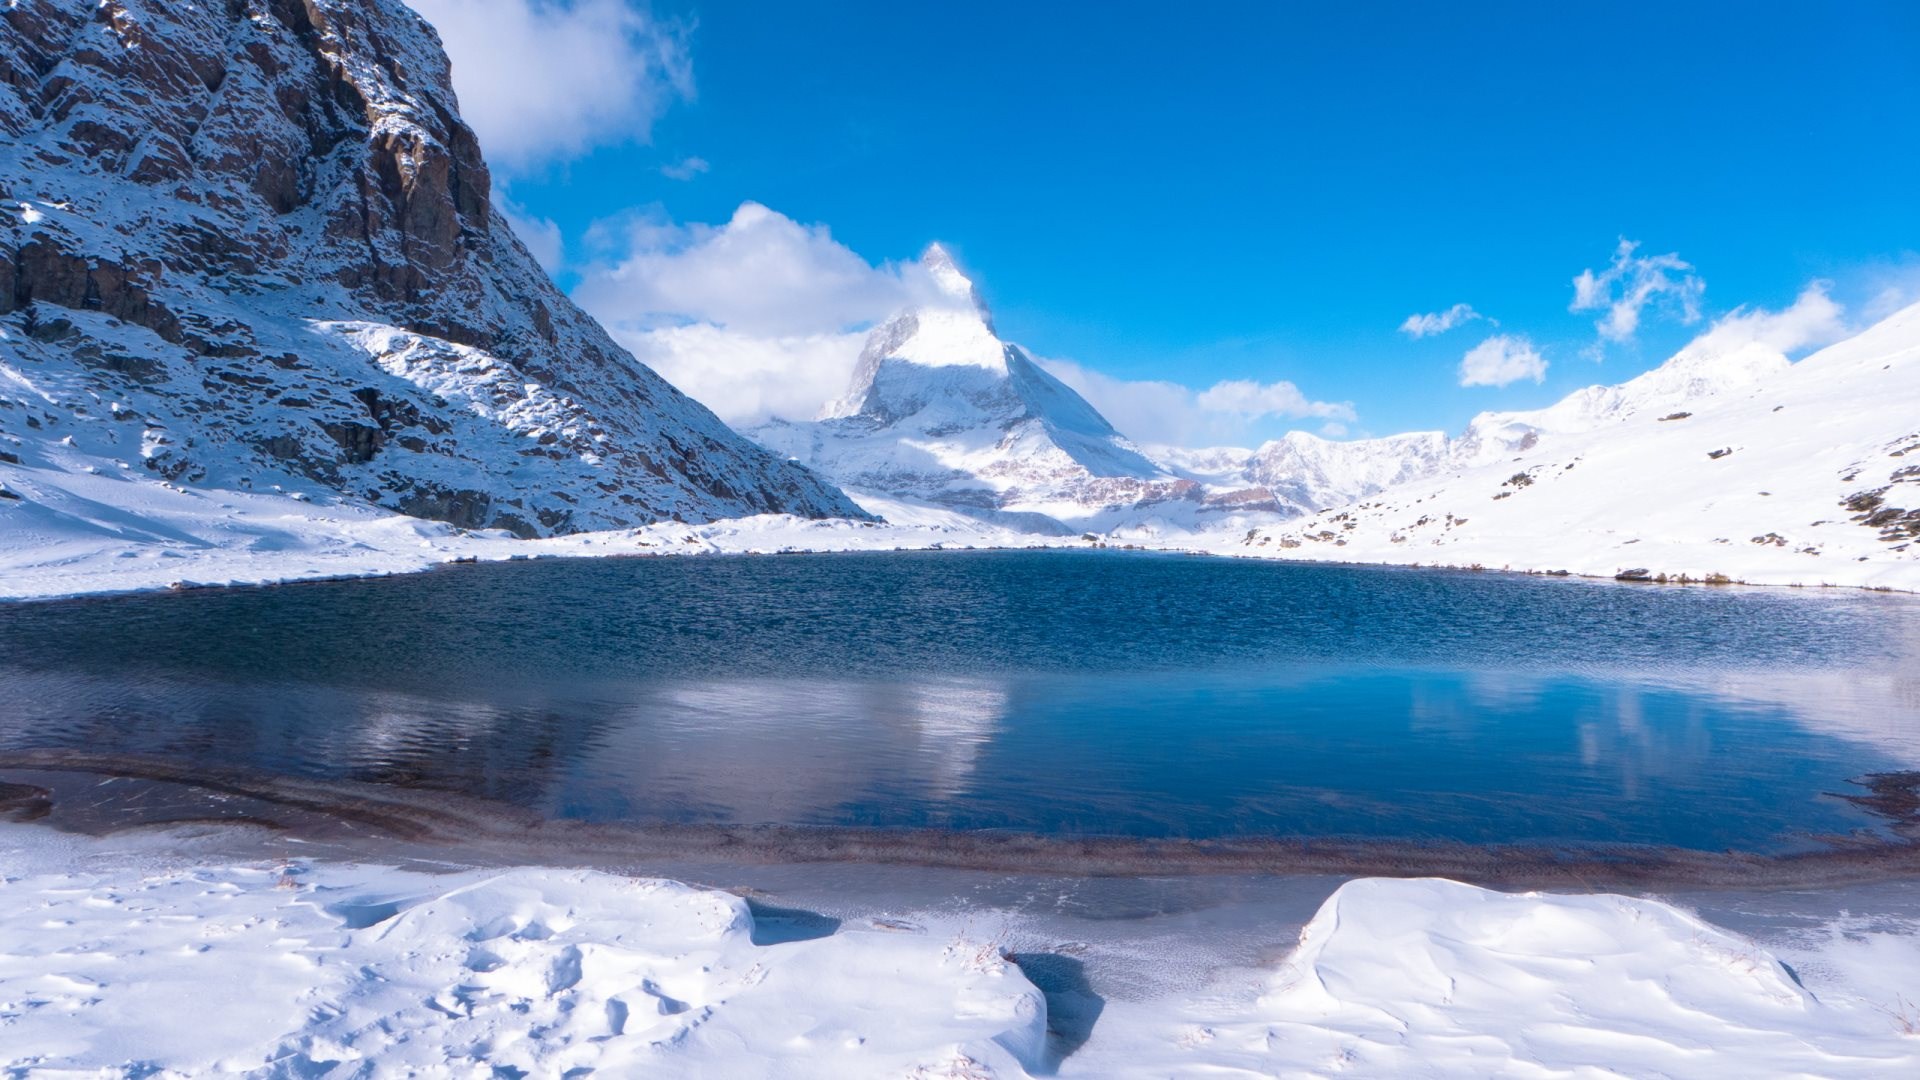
[1,551,1916,851]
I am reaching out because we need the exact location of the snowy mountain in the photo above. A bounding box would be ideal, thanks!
[752,247,1448,533]
[0,0,862,537]
[1226,301,1920,589]
[751,245,1207,532]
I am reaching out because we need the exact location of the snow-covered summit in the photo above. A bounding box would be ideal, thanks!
[759,247,1187,530]
[825,245,1016,419]
[761,248,1472,533]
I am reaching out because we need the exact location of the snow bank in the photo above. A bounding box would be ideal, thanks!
[2,830,1914,1077]
[0,856,1044,1078]
[1249,877,1915,1076]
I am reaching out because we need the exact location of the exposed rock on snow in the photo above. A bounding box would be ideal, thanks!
[0,0,862,537]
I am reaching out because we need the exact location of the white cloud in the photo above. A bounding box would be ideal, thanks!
[574,201,931,336]
[660,156,710,181]
[569,202,939,423]
[1195,379,1358,422]
[616,323,868,425]
[1570,238,1705,342]
[1039,360,1354,447]
[1399,303,1488,338]
[498,199,564,274]
[1458,334,1547,387]
[1682,282,1846,357]
[412,0,693,171]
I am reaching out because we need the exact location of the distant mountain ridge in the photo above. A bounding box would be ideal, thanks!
[1234,300,1920,586]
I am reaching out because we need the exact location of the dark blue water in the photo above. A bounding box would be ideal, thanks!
[1,551,1916,851]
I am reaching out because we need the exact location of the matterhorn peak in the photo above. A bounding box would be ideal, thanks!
[918,242,992,322]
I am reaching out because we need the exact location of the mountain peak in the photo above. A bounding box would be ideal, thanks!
[919,242,988,313]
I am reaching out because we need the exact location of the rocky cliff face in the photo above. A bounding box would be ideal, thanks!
[0,0,863,535]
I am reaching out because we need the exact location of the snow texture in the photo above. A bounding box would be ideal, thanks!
[3,826,1915,1078]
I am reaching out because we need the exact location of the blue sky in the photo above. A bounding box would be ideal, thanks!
[421,0,1919,444]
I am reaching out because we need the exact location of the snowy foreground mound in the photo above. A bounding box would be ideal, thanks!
[2,858,1912,1078]
[1238,878,1915,1077]
[0,862,1045,1078]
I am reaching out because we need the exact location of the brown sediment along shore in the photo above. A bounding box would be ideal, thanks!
[3,750,1918,890]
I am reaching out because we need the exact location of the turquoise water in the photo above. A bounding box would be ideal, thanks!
[1,551,1915,851]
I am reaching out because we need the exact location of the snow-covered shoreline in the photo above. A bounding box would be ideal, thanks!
[8,300,1918,602]
[2,456,1915,605]
[3,820,1917,1077]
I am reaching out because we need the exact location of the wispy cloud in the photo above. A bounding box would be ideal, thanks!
[1682,282,1845,357]
[1399,303,1489,338]
[1039,361,1354,447]
[413,0,693,172]
[1570,238,1704,343]
[1458,334,1546,387]
[1195,379,1357,423]
[660,156,710,181]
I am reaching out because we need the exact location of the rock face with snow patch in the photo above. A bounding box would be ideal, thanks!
[752,245,1201,531]
[0,0,862,535]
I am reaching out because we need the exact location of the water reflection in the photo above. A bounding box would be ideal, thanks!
[0,660,1910,851]
[1,553,1917,852]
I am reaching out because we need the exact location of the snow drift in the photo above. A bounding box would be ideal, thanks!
[3,839,1914,1078]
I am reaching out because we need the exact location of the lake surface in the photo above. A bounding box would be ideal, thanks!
[1,551,1917,853]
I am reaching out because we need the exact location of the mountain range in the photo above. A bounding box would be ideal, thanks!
[0,0,1912,595]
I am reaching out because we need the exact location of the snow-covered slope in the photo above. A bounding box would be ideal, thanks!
[1223,302,1920,590]
[753,246,1212,532]
[0,0,862,538]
